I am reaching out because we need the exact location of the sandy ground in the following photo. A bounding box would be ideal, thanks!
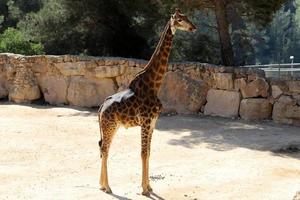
[1,103,300,200]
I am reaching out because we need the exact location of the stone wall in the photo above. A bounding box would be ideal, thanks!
[0,53,299,126]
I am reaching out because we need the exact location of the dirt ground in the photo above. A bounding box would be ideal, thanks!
[1,103,300,200]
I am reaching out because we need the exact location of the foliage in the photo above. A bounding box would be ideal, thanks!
[252,0,300,64]
[171,10,221,63]
[168,0,289,65]
[0,0,42,32]
[0,0,299,65]
[0,27,44,55]
[18,0,164,58]
[18,0,82,55]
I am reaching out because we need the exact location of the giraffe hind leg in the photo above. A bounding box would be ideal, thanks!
[99,118,118,194]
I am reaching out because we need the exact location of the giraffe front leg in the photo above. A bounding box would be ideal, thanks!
[141,125,154,196]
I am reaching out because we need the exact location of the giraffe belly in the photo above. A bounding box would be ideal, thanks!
[119,113,141,128]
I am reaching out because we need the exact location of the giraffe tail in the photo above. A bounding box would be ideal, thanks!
[98,140,103,158]
[98,112,103,159]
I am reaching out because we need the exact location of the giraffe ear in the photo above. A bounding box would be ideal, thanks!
[175,8,181,14]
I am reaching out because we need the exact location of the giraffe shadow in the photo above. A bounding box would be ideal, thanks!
[156,115,300,160]
[106,192,165,200]
[75,185,133,200]
[109,193,133,200]
[148,192,165,200]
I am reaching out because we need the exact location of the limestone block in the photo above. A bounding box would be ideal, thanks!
[0,73,8,99]
[67,76,116,107]
[104,58,122,66]
[38,76,69,105]
[45,55,64,63]
[54,62,86,76]
[213,73,234,90]
[272,95,300,126]
[26,55,48,73]
[204,89,241,118]
[9,66,40,103]
[239,98,272,120]
[116,66,141,90]
[158,71,209,114]
[271,85,283,99]
[293,94,300,105]
[9,85,40,103]
[288,81,300,94]
[95,65,127,79]
[234,78,246,91]
[235,77,269,98]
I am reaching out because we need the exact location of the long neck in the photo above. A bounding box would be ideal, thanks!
[147,20,173,69]
[129,20,174,96]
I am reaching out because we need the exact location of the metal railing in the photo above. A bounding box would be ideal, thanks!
[241,63,300,79]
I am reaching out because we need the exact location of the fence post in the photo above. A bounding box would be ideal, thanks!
[290,56,294,78]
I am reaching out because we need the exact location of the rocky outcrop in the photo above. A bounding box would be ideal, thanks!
[38,75,69,105]
[271,85,283,99]
[213,73,234,90]
[0,54,143,107]
[288,80,300,94]
[0,72,8,99]
[272,95,300,125]
[239,98,272,120]
[204,89,241,118]
[116,65,143,91]
[158,71,209,114]
[235,77,269,98]
[8,65,40,103]
[67,76,116,107]
[0,53,299,126]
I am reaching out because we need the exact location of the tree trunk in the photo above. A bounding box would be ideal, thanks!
[213,0,235,66]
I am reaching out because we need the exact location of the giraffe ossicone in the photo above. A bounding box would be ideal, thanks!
[97,8,196,196]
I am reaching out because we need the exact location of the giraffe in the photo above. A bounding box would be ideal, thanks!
[98,8,196,196]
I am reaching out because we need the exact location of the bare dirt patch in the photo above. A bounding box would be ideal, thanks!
[1,103,300,200]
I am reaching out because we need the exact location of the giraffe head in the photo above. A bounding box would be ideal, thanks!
[170,8,196,34]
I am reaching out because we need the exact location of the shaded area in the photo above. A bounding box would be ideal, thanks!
[0,102,98,117]
[272,144,300,154]
[156,115,300,158]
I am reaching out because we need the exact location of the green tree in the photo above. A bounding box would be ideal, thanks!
[0,27,44,55]
[170,10,221,63]
[0,0,42,33]
[18,0,164,58]
[18,0,83,55]
[253,0,300,64]
[167,0,288,66]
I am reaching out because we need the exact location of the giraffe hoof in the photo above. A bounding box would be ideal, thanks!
[100,186,112,194]
[105,188,112,194]
[142,190,150,196]
[147,185,153,192]
[100,186,105,191]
